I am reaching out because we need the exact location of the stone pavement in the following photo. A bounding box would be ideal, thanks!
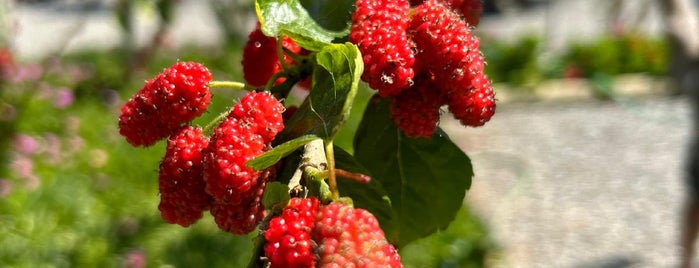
[442,96,692,267]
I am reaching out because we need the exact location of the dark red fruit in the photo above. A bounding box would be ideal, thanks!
[242,25,301,87]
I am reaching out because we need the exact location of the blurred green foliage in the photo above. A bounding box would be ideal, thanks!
[482,35,542,87]
[0,42,496,267]
[561,33,668,78]
[482,33,669,89]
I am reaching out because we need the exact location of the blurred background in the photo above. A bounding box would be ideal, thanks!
[0,0,695,267]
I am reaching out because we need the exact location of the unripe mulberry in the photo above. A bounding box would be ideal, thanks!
[350,0,415,97]
[409,0,495,126]
[230,91,285,142]
[118,61,212,147]
[313,202,402,267]
[390,77,447,138]
[242,25,301,87]
[264,198,321,267]
[158,126,213,227]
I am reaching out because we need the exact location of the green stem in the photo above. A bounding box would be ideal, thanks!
[202,110,231,135]
[324,140,339,200]
[263,71,288,92]
[208,81,254,91]
[276,37,290,72]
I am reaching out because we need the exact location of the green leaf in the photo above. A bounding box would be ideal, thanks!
[247,135,320,171]
[299,0,354,32]
[262,182,291,212]
[353,97,474,247]
[278,43,363,141]
[334,146,397,243]
[255,0,347,51]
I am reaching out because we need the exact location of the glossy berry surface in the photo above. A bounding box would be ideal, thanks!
[313,202,403,267]
[118,61,212,147]
[350,0,415,97]
[264,198,321,267]
[158,126,212,227]
[242,25,301,87]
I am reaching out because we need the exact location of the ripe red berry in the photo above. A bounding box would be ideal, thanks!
[390,77,447,138]
[264,198,321,267]
[242,25,301,87]
[118,61,212,147]
[447,72,496,126]
[158,126,213,227]
[209,167,275,234]
[409,0,495,127]
[313,202,402,267]
[203,91,284,234]
[204,116,267,205]
[350,0,415,97]
[409,0,483,27]
[230,91,285,142]
[262,200,403,267]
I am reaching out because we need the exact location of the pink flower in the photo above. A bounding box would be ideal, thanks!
[53,88,74,109]
[13,134,39,156]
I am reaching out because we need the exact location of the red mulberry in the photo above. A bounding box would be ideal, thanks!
[262,201,403,267]
[409,0,495,126]
[158,126,213,227]
[313,202,402,267]
[118,61,212,147]
[242,25,301,87]
[203,91,284,234]
[209,167,275,234]
[230,91,285,142]
[390,77,447,138]
[264,198,321,267]
[350,0,415,97]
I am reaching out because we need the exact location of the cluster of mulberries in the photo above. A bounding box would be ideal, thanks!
[350,0,495,138]
[242,24,302,87]
[350,0,415,97]
[263,198,402,267]
[204,91,285,234]
[117,63,286,233]
[118,61,212,146]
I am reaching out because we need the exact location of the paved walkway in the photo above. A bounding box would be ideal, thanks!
[442,96,692,268]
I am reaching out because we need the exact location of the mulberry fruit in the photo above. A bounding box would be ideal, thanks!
[350,0,415,97]
[204,116,267,205]
[203,91,284,234]
[447,72,496,126]
[409,0,483,27]
[118,61,212,147]
[230,91,285,142]
[264,198,321,267]
[313,202,402,267]
[210,167,275,234]
[242,25,301,87]
[390,77,447,138]
[409,0,495,126]
[158,126,213,227]
[263,201,403,267]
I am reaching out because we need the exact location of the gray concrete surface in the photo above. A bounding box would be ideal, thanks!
[442,97,692,268]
